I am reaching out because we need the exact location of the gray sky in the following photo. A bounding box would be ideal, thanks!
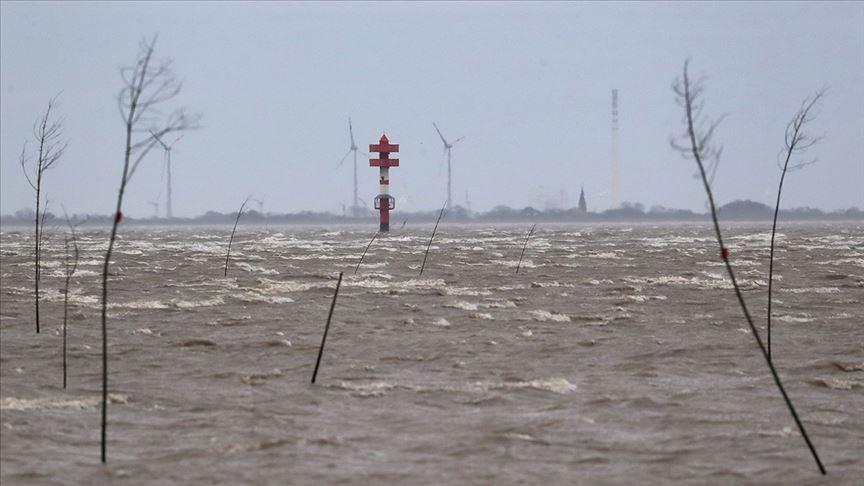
[2,1,862,217]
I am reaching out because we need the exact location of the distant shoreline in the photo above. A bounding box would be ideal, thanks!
[2,214,861,231]
[3,198,861,228]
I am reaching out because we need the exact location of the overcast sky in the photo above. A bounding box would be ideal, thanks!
[1,1,862,217]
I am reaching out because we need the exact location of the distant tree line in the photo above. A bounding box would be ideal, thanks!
[3,200,861,226]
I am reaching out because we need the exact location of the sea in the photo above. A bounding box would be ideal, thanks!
[1,222,862,485]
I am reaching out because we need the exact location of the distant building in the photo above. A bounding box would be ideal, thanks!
[578,186,587,212]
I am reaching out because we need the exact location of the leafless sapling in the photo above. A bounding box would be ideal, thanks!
[670,60,825,475]
[20,97,67,333]
[767,91,825,361]
[61,209,80,389]
[100,35,199,463]
[224,196,251,277]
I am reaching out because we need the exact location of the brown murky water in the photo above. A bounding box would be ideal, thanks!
[1,222,862,485]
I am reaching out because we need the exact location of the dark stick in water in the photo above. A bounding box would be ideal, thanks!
[419,202,446,277]
[355,232,379,275]
[61,209,79,389]
[515,224,536,274]
[312,272,344,384]
[224,196,251,277]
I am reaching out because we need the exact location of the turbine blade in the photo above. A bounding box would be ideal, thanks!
[336,148,352,168]
[452,136,466,145]
[349,117,355,147]
[432,122,449,147]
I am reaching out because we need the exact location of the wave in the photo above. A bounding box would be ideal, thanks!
[812,377,862,390]
[444,301,478,311]
[329,377,578,397]
[1,393,129,411]
[480,300,517,309]
[772,313,815,323]
[229,293,294,304]
[834,361,864,372]
[234,262,279,275]
[781,287,841,294]
[528,310,570,322]
[814,258,864,267]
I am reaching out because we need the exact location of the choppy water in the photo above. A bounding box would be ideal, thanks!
[1,222,862,485]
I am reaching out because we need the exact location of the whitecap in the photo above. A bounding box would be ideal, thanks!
[813,377,862,390]
[491,259,537,269]
[480,300,517,309]
[528,310,570,322]
[1,393,129,411]
[814,258,864,267]
[773,314,815,323]
[444,301,478,311]
[235,262,279,275]
[482,378,577,394]
[781,287,841,294]
[171,297,225,309]
[230,293,294,304]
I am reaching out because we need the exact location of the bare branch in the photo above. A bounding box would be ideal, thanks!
[787,157,818,172]
[127,137,161,181]
[20,142,37,191]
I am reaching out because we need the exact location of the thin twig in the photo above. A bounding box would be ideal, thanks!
[419,202,446,277]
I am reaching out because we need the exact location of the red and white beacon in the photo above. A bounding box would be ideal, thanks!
[369,133,399,232]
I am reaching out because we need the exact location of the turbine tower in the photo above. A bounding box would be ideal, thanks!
[337,117,362,217]
[611,89,620,209]
[432,122,465,209]
[150,131,183,219]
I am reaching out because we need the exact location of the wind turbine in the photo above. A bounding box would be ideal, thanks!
[147,200,160,219]
[150,131,184,219]
[432,122,465,209]
[336,117,363,218]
